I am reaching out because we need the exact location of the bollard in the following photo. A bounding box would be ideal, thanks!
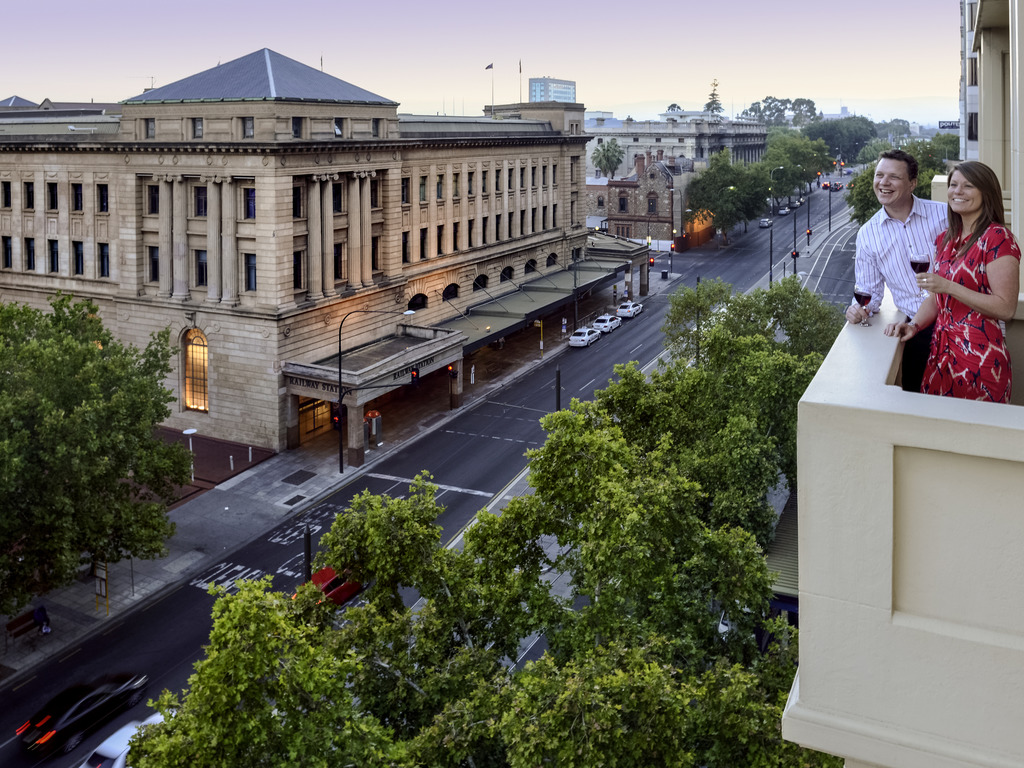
[230,455,234,471]
[248,446,252,462]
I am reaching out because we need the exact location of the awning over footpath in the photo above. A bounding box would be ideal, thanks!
[766,491,798,603]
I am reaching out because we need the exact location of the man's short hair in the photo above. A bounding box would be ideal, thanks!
[878,149,919,181]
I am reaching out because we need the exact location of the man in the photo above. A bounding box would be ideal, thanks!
[846,149,947,391]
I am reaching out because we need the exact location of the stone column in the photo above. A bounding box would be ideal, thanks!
[172,175,189,300]
[158,177,173,297]
[347,173,362,288]
[346,401,365,468]
[360,171,373,286]
[205,177,223,304]
[322,174,337,296]
[307,177,324,300]
[221,179,239,305]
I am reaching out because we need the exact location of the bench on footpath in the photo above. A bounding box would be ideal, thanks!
[4,611,36,651]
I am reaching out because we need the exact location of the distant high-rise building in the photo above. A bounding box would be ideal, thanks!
[529,77,576,103]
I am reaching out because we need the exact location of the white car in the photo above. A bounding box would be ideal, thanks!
[758,218,773,228]
[78,712,163,768]
[778,206,791,216]
[568,327,602,347]
[616,301,644,319]
[592,314,622,333]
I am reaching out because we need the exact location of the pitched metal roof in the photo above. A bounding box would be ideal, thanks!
[123,49,396,106]
[0,95,37,108]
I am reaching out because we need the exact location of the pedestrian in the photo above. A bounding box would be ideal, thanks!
[887,161,1020,402]
[33,604,51,635]
[846,149,948,391]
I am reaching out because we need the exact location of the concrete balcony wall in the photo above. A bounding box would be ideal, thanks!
[782,295,1024,768]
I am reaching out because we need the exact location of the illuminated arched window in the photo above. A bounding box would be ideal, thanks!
[184,328,209,412]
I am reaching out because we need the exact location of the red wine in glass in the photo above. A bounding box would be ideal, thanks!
[853,286,871,326]
[910,254,931,296]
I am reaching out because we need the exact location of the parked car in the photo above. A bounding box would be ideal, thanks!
[778,206,791,216]
[758,218,773,228]
[77,712,163,768]
[308,565,363,606]
[17,673,149,755]
[790,198,802,208]
[615,301,644,318]
[569,327,602,347]
[592,314,622,333]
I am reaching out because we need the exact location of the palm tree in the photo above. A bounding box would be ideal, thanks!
[592,138,625,179]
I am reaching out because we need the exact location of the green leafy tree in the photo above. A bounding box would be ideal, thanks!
[0,295,191,614]
[803,115,876,164]
[704,79,724,116]
[762,132,831,200]
[875,118,911,140]
[591,137,625,179]
[790,98,819,127]
[667,103,683,112]
[742,96,791,126]
[684,150,750,243]
[847,161,882,224]
[857,138,895,165]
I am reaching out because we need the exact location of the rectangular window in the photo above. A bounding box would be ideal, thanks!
[1,181,10,208]
[292,116,303,139]
[242,116,254,139]
[195,249,208,286]
[25,238,35,270]
[482,170,488,193]
[519,210,525,236]
[553,164,558,184]
[333,182,343,213]
[543,205,548,228]
[293,250,303,289]
[192,117,203,139]
[419,176,427,203]
[647,198,657,214]
[47,183,58,211]
[24,182,34,210]
[97,183,109,213]
[99,243,110,278]
[2,236,11,268]
[48,240,59,273]
[148,184,160,215]
[436,174,444,200]
[334,243,343,280]
[371,236,379,270]
[468,171,475,196]
[292,186,303,218]
[618,197,628,213]
[968,112,978,142]
[244,253,257,291]
[194,186,208,217]
[469,219,475,248]
[542,166,547,186]
[554,203,559,227]
[508,169,514,191]
[244,188,256,219]
[372,118,381,137]
[73,241,84,275]
[495,169,501,193]
[482,216,488,245]
[436,224,444,255]
[453,173,460,198]
[334,117,346,138]
[519,167,525,188]
[419,227,428,260]
[531,167,537,187]
[453,221,460,252]
[72,183,83,211]
[149,246,159,282]
[402,231,410,263]
[532,208,537,231]
[968,57,978,87]
[145,118,155,138]
[495,213,502,241]
[370,179,379,209]
[401,177,410,205]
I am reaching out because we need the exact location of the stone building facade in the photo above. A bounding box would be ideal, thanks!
[0,49,592,456]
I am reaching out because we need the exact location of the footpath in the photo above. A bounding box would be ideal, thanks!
[0,258,686,687]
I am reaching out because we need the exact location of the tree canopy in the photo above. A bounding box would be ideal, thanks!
[740,96,820,127]
[0,295,191,614]
[802,116,876,164]
[133,281,844,768]
[591,137,625,179]
[684,150,766,243]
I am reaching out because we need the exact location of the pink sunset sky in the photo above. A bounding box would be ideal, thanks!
[4,0,961,125]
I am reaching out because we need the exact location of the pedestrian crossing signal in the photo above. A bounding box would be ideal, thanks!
[410,367,420,386]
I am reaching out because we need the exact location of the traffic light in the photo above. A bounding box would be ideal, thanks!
[791,250,799,261]
[670,242,675,251]
[330,403,341,430]
[410,367,420,386]
[806,228,812,244]
[446,363,458,379]
[648,256,655,267]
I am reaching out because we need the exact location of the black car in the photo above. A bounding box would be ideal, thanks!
[16,673,149,755]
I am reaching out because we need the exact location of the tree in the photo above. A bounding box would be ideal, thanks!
[591,137,625,179]
[0,295,191,614]
[802,116,876,164]
[684,150,747,243]
[704,79,724,116]
[857,138,895,165]
[666,103,682,112]
[790,98,819,127]
[847,161,882,224]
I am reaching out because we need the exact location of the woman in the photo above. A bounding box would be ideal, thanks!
[887,161,1020,402]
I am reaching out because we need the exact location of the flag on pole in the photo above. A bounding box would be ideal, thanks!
[485,63,493,70]
[519,59,522,73]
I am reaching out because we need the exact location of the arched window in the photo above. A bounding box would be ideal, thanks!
[500,266,514,282]
[596,196,605,208]
[408,293,427,311]
[183,328,209,412]
[442,283,459,301]
[524,259,537,274]
[472,274,488,292]
[546,253,558,267]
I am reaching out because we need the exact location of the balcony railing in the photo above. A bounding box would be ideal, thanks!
[782,292,1024,768]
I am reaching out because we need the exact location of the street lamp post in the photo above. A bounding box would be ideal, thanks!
[768,166,784,284]
[337,308,416,474]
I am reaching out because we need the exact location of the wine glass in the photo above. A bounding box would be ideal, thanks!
[853,285,872,326]
[909,253,931,298]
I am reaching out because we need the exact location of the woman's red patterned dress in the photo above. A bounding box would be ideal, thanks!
[921,224,1020,402]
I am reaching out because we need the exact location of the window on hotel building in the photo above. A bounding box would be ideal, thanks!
[482,170,488,193]
[2,236,11,268]
[333,182,343,213]
[149,246,159,282]
[453,173,460,198]
[183,329,209,412]
[370,179,379,208]
[419,227,428,260]
[72,183,83,211]
[98,243,109,278]
[519,167,525,189]
[452,222,459,252]
[419,176,427,203]
[292,117,304,139]
[24,182,34,210]
[148,184,159,215]
[371,236,379,271]
[242,117,254,139]
[293,251,303,289]
[48,240,59,273]
[531,166,536,187]
[495,169,501,193]
[73,241,84,275]
[192,117,203,139]
[401,177,410,205]
[468,171,475,195]
[195,250,207,287]
[194,186,207,217]
[145,118,155,138]
[436,174,444,200]
[334,117,346,138]
[402,231,410,263]
[1,181,10,208]
[371,118,381,137]
[244,253,257,291]
[47,183,58,211]
[97,184,109,213]
[495,214,502,241]
[292,186,303,219]
[244,188,256,219]
[25,238,35,271]
[436,225,444,256]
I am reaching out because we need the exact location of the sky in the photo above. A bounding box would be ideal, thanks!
[4,0,961,126]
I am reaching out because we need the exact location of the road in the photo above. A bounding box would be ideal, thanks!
[0,189,855,768]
